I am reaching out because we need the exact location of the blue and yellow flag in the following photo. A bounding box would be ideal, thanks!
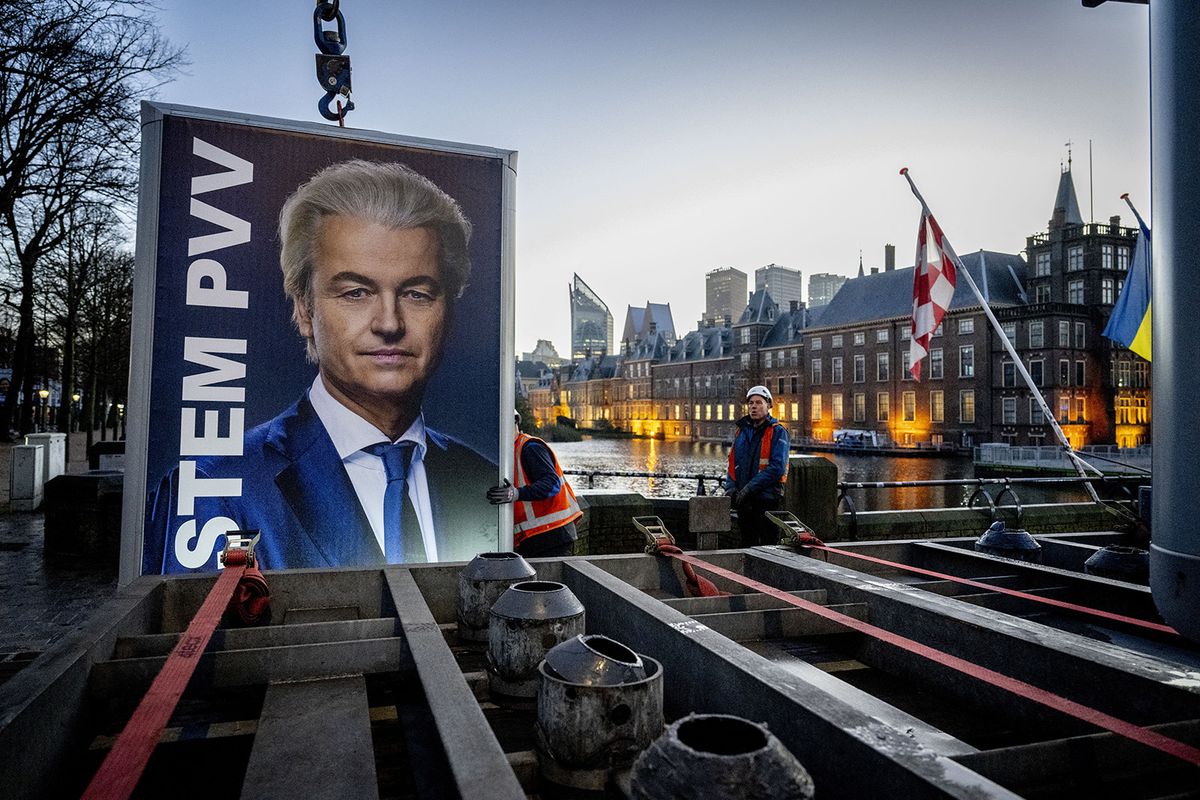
[1102,202,1151,361]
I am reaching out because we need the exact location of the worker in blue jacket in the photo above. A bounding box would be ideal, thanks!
[726,385,789,546]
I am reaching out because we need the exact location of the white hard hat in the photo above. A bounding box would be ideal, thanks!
[746,385,772,404]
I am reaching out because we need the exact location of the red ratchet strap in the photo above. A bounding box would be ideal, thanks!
[806,544,1177,636]
[82,549,270,800]
[657,544,728,597]
[660,549,1200,767]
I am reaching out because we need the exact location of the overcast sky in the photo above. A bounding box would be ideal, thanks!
[153,0,1150,355]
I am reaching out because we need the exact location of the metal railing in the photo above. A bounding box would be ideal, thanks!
[975,444,1151,474]
[837,474,1147,539]
[563,469,724,496]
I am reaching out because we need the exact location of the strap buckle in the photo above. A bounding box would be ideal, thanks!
[765,511,825,548]
[220,529,261,567]
[632,516,676,554]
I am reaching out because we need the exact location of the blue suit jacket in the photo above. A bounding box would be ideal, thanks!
[144,394,499,573]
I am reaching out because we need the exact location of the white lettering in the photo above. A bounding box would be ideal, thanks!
[174,517,239,570]
[186,258,249,309]
[191,137,254,195]
[188,198,251,257]
[180,407,245,456]
[176,460,242,517]
[183,337,246,402]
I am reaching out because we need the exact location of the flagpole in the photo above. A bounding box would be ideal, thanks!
[900,168,1103,503]
[1121,193,1148,231]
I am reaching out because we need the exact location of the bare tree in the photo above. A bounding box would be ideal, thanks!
[0,0,181,437]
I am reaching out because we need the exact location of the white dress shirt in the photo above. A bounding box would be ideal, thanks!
[308,375,439,561]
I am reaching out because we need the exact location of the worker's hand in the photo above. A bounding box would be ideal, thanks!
[724,487,738,506]
[487,479,518,505]
[735,487,751,508]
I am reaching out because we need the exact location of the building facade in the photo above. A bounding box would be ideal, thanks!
[703,267,748,326]
[530,167,1150,449]
[808,272,848,307]
[755,264,803,311]
[569,274,614,360]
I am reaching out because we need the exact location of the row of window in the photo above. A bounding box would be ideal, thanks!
[999,395,1087,425]
[1035,244,1130,276]
[809,390,975,424]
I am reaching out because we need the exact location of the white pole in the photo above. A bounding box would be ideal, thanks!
[901,169,1102,503]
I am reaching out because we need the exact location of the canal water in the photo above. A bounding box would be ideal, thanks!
[552,437,1095,511]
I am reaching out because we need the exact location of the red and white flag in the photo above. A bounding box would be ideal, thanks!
[908,208,957,381]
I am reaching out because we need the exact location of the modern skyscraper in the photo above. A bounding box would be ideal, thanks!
[703,267,748,326]
[755,264,803,310]
[569,274,613,360]
[807,272,848,307]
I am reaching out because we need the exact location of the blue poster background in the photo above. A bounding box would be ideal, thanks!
[140,112,504,573]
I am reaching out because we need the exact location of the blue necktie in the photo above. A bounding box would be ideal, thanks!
[365,441,424,563]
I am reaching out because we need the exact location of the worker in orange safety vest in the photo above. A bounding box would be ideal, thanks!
[487,412,582,557]
[726,385,789,546]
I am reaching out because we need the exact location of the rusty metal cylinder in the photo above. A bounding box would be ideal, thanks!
[456,551,536,642]
[629,713,814,800]
[536,635,664,792]
[487,581,584,698]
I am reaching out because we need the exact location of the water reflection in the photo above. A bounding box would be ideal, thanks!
[551,437,1091,510]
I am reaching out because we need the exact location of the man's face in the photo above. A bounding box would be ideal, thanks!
[295,215,448,429]
[747,395,770,422]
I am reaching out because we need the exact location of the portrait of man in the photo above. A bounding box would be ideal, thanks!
[145,159,499,572]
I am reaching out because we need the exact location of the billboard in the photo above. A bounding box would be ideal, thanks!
[122,103,516,581]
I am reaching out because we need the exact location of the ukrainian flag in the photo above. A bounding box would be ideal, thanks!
[1103,211,1152,361]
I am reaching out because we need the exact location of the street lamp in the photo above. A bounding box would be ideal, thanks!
[37,388,49,432]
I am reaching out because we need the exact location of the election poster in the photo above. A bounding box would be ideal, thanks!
[121,103,515,581]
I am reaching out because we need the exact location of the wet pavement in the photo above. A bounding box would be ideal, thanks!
[0,432,121,682]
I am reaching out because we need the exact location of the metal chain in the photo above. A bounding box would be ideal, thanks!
[314,0,354,124]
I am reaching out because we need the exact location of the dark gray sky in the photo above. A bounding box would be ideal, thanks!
[155,0,1150,353]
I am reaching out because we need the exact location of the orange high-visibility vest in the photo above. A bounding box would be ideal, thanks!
[727,422,788,486]
[513,433,583,548]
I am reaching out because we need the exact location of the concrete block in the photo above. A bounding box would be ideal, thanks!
[689,494,731,533]
[24,432,65,485]
[783,455,838,539]
[9,445,44,511]
[696,532,720,550]
[43,471,124,562]
[87,440,125,471]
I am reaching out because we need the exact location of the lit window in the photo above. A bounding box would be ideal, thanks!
[930,390,944,422]
[811,395,822,422]
[1059,396,1070,421]
[902,391,916,422]
[790,401,798,421]
[853,393,866,422]
[877,392,889,421]
[831,394,843,421]
[1075,397,1086,422]
[959,390,975,423]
